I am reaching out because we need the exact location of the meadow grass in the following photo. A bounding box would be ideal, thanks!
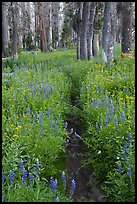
[2,43,135,202]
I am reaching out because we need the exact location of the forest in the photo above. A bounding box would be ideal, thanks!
[2,2,135,202]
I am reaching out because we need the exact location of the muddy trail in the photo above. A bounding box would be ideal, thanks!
[64,94,105,202]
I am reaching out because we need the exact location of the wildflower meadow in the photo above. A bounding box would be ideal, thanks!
[2,48,135,202]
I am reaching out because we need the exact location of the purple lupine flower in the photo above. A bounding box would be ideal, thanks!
[100,86,104,91]
[50,177,58,189]
[127,167,131,177]
[22,169,28,183]
[20,159,24,171]
[34,162,40,175]
[66,139,70,145]
[127,133,131,142]
[19,114,23,120]
[96,122,99,131]
[123,87,129,92]
[121,113,126,120]
[124,143,129,149]
[115,119,118,131]
[47,109,50,118]
[117,164,122,173]
[110,103,114,114]
[121,151,126,158]
[100,119,103,126]
[61,171,66,188]
[105,115,109,126]
[29,173,33,181]
[26,106,31,114]
[55,197,60,202]
[10,169,15,184]
[2,171,4,182]
[41,126,44,133]
[75,132,81,139]
[71,179,76,195]
[33,89,36,95]
[70,128,74,134]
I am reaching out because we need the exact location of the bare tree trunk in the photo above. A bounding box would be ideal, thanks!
[87,2,97,60]
[38,2,47,52]
[76,2,83,59]
[43,2,53,51]
[2,2,8,57]
[12,2,18,59]
[80,2,90,60]
[92,32,99,56]
[121,2,133,55]
[102,2,117,63]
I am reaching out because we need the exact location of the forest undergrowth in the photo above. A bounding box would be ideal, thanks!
[2,47,135,202]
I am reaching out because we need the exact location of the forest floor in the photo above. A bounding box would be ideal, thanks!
[64,94,105,202]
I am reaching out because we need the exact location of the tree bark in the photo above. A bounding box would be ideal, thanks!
[87,2,97,60]
[38,2,47,52]
[80,2,90,60]
[2,2,9,57]
[76,2,83,59]
[121,2,133,55]
[12,2,18,59]
[102,2,117,63]
[92,32,99,56]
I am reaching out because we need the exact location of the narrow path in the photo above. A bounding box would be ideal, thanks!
[64,94,105,202]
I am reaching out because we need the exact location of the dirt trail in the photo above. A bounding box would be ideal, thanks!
[65,96,105,202]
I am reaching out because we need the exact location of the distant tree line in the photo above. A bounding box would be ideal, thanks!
[2,2,135,62]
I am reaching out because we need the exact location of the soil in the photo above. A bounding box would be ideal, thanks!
[64,96,105,202]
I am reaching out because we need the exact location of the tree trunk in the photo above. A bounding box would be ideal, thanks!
[43,2,53,51]
[102,2,117,63]
[38,2,47,52]
[80,2,90,60]
[121,2,133,55]
[92,32,99,56]
[2,2,9,57]
[87,2,97,60]
[76,2,83,59]
[12,2,18,59]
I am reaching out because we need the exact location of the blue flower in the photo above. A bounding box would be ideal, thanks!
[2,171,4,183]
[29,173,33,181]
[26,106,31,114]
[96,122,99,131]
[117,164,122,173]
[127,133,131,142]
[20,159,24,171]
[66,139,70,145]
[41,126,45,133]
[35,162,40,175]
[61,171,66,188]
[121,151,126,158]
[115,119,118,131]
[105,115,109,126]
[110,103,114,114]
[22,169,28,183]
[71,179,76,195]
[124,143,129,149]
[127,167,131,177]
[10,169,15,184]
[55,197,60,202]
[50,177,58,189]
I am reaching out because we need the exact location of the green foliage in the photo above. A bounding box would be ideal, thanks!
[2,46,135,202]
[80,54,135,201]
